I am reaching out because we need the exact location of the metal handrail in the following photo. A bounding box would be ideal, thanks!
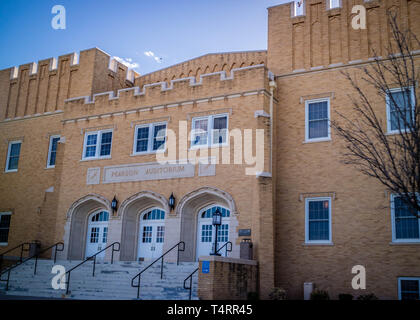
[63,242,120,295]
[0,242,31,270]
[131,241,185,299]
[0,242,64,291]
[183,241,232,300]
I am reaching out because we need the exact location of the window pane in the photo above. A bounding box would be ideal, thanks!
[330,0,340,8]
[85,134,97,157]
[7,143,21,171]
[201,225,212,242]
[7,156,19,171]
[309,221,329,240]
[0,214,11,228]
[156,226,165,243]
[212,116,227,144]
[136,127,149,152]
[390,90,413,131]
[153,124,166,151]
[308,200,330,241]
[294,0,304,16]
[394,197,420,239]
[193,119,208,146]
[90,227,99,243]
[10,143,21,157]
[100,132,112,156]
[401,280,420,300]
[308,101,328,139]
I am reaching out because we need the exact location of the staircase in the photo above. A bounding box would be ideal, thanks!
[0,259,198,300]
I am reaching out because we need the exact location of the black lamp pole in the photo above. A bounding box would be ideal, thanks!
[211,208,222,256]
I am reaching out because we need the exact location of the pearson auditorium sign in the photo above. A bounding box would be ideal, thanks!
[102,162,195,184]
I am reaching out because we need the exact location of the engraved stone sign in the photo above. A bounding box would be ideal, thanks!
[102,162,195,184]
[198,162,216,177]
[86,167,100,185]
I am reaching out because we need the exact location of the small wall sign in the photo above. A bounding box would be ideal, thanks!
[202,261,210,274]
[238,229,251,237]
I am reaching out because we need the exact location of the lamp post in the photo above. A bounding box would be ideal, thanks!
[211,208,222,256]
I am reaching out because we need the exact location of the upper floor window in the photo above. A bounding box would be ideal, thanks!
[82,129,113,160]
[191,114,228,148]
[329,0,341,9]
[133,122,167,155]
[391,194,420,243]
[386,87,415,134]
[294,0,304,16]
[47,135,60,168]
[0,212,12,245]
[5,140,21,173]
[305,98,330,142]
[305,197,332,244]
[399,278,420,300]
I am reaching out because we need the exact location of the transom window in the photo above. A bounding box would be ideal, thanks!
[5,141,22,172]
[294,0,304,16]
[143,208,165,220]
[305,198,332,244]
[391,195,420,243]
[47,135,60,168]
[329,0,340,9]
[91,211,109,222]
[386,87,415,134]
[399,278,420,300]
[133,122,167,154]
[201,206,230,219]
[0,212,12,245]
[82,130,113,160]
[305,99,330,142]
[191,114,228,148]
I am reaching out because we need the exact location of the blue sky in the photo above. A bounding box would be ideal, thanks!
[0,0,290,74]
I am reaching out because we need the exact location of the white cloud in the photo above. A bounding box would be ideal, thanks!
[112,56,139,69]
[144,51,162,63]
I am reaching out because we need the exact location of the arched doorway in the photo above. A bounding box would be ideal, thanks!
[196,205,231,259]
[137,208,165,260]
[65,194,111,260]
[85,210,109,259]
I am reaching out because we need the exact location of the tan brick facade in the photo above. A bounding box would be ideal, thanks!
[0,0,419,300]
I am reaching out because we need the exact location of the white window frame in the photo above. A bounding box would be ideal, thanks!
[0,211,12,246]
[5,140,22,173]
[398,277,420,300]
[82,129,113,160]
[386,87,415,134]
[390,194,420,243]
[328,0,341,10]
[305,98,331,143]
[305,197,333,244]
[132,122,168,155]
[190,113,229,149]
[46,135,60,168]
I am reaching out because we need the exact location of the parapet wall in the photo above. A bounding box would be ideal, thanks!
[0,48,138,122]
[135,51,267,88]
[268,0,420,75]
[64,64,268,120]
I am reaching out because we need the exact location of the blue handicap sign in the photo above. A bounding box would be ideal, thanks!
[202,261,210,273]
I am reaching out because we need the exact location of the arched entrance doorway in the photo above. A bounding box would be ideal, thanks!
[85,210,109,259]
[196,205,231,259]
[138,207,165,260]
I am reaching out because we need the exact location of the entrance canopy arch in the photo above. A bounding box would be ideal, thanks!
[119,191,169,261]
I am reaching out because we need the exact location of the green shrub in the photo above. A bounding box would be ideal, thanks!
[310,289,330,300]
[269,287,287,300]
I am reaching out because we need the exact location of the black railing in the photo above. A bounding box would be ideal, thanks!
[131,241,185,299]
[0,242,31,271]
[0,242,64,291]
[63,242,120,295]
[183,241,232,300]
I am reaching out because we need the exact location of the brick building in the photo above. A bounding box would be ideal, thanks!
[0,0,419,299]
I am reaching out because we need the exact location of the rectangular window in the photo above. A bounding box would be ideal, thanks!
[386,87,415,134]
[294,0,304,16]
[191,114,228,148]
[82,130,113,160]
[133,122,167,155]
[305,197,332,244]
[0,212,12,245]
[90,227,99,244]
[399,278,420,300]
[142,226,152,243]
[391,194,420,243]
[156,226,165,243]
[47,135,60,168]
[329,0,340,9]
[5,141,22,172]
[305,99,330,142]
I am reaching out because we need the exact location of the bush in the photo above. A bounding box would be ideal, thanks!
[269,287,287,300]
[310,289,330,300]
[338,294,354,300]
[357,293,378,300]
